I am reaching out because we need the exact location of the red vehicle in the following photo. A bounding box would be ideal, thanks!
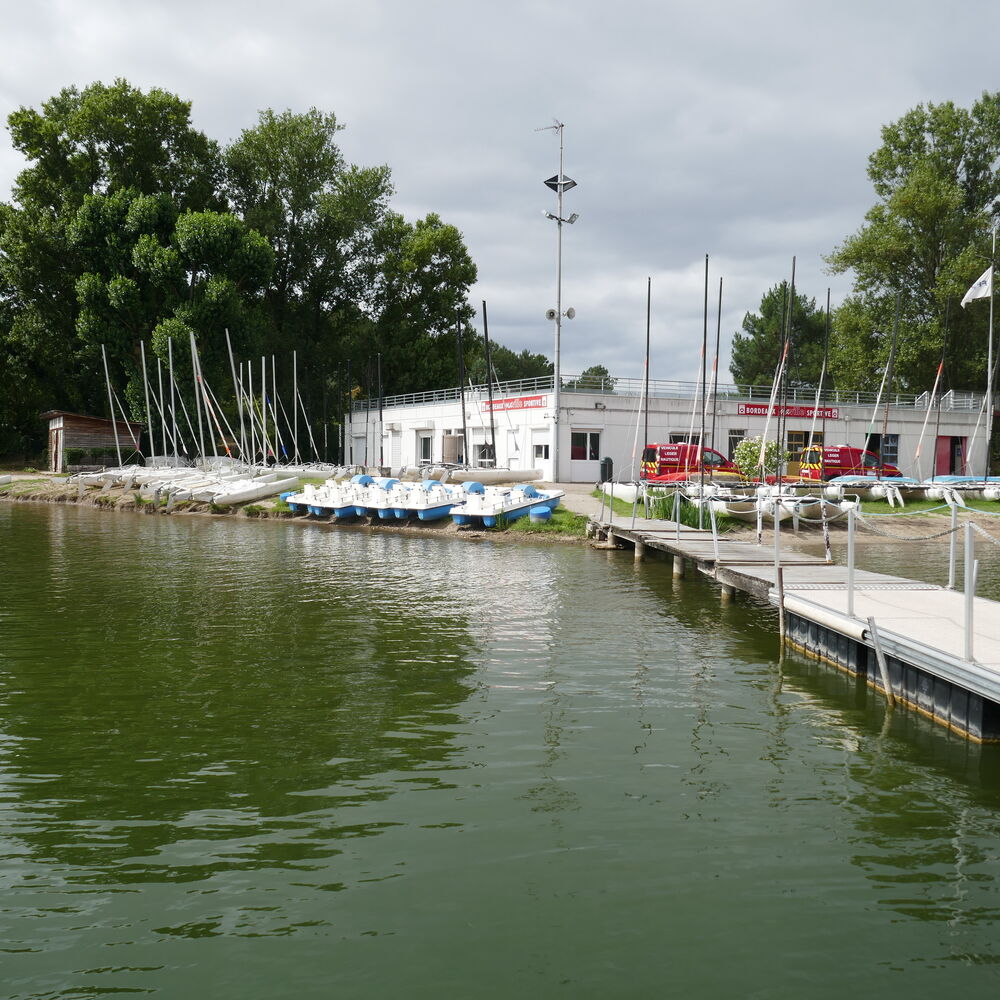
[798,444,902,481]
[640,442,739,482]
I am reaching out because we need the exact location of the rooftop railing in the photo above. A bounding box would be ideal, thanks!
[351,375,985,412]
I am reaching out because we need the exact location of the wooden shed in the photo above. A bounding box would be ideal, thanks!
[41,411,144,473]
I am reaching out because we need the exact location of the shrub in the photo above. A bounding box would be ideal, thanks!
[733,436,790,479]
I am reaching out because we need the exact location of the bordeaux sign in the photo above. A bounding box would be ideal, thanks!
[484,394,548,412]
[737,403,840,419]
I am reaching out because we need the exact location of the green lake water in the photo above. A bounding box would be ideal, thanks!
[2,502,1000,998]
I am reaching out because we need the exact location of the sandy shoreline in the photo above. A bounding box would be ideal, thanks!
[4,472,1000,549]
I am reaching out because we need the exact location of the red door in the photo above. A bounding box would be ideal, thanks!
[935,436,951,475]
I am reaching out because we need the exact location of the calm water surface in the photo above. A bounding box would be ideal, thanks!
[2,502,1000,998]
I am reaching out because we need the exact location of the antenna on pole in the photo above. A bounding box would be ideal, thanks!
[537,119,577,485]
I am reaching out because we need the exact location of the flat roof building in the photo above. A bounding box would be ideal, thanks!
[344,374,990,483]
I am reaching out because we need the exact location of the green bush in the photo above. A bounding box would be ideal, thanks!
[732,435,790,479]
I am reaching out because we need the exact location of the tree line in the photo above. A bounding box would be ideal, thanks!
[0,80,550,459]
[730,92,1000,397]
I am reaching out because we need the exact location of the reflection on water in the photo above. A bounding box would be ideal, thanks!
[2,503,1000,997]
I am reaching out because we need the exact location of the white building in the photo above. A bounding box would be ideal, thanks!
[344,374,990,483]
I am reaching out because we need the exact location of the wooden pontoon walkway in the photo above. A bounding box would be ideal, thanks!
[590,513,1000,742]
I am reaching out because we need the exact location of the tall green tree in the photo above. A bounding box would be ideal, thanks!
[0,83,487,459]
[564,364,615,393]
[370,212,477,395]
[827,94,1000,392]
[0,80,223,442]
[465,342,551,385]
[225,108,391,349]
[729,282,828,388]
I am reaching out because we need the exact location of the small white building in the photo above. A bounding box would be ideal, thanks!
[344,374,991,483]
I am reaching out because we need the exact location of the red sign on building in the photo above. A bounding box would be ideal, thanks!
[737,403,839,419]
[484,394,548,412]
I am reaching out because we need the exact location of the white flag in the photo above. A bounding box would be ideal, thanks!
[961,265,993,307]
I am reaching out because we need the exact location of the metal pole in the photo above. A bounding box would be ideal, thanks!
[965,523,976,661]
[773,498,781,591]
[101,344,123,468]
[293,349,299,465]
[947,503,958,589]
[553,123,564,484]
[156,356,167,459]
[168,337,178,458]
[377,351,384,469]
[644,277,650,455]
[139,340,153,462]
[867,617,896,707]
[985,229,996,478]
[699,254,708,522]
[457,314,468,467]
[709,500,719,563]
[225,329,245,464]
[482,301,497,466]
[261,357,268,463]
[189,333,207,467]
[777,567,786,640]
[847,507,856,618]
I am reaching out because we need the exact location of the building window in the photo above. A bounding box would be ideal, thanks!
[787,430,823,455]
[728,430,746,459]
[474,442,496,466]
[534,443,550,460]
[571,431,600,461]
[418,433,433,462]
[878,433,899,465]
[670,432,700,444]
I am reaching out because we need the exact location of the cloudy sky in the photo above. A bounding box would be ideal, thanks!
[1,0,997,386]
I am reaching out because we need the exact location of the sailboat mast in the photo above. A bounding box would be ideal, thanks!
[101,344,123,468]
[139,340,153,461]
[225,329,245,465]
[293,350,299,465]
[377,351,384,468]
[985,228,996,478]
[189,333,207,465]
[699,255,708,502]
[156,355,167,458]
[644,277,651,458]
[710,276,722,456]
[456,312,469,467]
[482,300,497,465]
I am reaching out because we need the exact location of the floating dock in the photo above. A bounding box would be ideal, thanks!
[590,514,1000,742]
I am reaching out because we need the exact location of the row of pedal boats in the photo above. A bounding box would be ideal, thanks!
[284,475,565,528]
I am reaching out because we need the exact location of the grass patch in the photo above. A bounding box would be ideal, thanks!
[590,488,743,532]
[7,479,47,495]
[859,497,1000,516]
[506,506,588,537]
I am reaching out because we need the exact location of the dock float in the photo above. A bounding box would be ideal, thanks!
[591,514,1000,742]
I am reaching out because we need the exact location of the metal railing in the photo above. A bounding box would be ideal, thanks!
[351,374,984,412]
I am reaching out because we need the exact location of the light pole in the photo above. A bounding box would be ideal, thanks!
[538,120,577,483]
